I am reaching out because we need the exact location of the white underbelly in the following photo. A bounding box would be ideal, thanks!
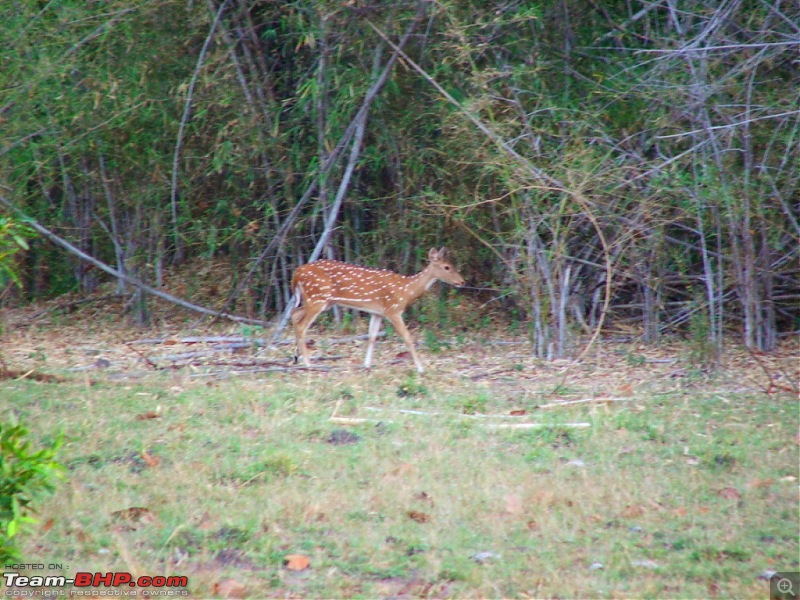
[328,297,385,315]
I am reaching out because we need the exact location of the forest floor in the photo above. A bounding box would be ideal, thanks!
[1,293,798,599]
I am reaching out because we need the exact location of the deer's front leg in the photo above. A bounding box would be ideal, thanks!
[385,313,424,373]
[292,302,325,367]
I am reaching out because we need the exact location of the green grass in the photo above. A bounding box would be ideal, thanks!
[2,369,797,598]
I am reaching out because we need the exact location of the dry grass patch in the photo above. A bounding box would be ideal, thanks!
[2,352,797,598]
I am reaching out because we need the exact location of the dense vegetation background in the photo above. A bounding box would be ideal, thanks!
[1,0,798,357]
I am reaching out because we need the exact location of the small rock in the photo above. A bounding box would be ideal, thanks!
[631,559,659,569]
[471,551,498,564]
[326,429,360,445]
[588,562,604,571]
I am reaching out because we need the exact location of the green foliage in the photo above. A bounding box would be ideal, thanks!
[0,422,64,562]
[0,0,796,346]
[460,393,489,415]
[423,329,447,353]
[688,308,718,366]
[0,217,34,288]
[625,352,646,367]
[224,453,300,486]
[396,374,426,398]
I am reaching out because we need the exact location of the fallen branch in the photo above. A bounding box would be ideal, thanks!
[126,332,385,346]
[468,368,524,381]
[335,403,591,429]
[128,336,260,345]
[123,342,160,370]
[188,365,332,377]
[331,415,590,429]
[366,407,529,419]
[483,422,591,429]
[160,351,217,362]
[0,368,67,383]
[744,344,799,396]
[331,416,385,426]
[535,397,635,409]
[0,194,264,326]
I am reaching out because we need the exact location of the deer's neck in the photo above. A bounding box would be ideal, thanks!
[404,265,439,302]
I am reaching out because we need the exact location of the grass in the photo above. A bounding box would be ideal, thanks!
[3,358,797,599]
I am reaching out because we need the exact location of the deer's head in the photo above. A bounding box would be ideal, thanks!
[427,247,465,287]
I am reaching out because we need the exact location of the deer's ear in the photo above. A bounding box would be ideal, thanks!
[438,246,448,257]
[428,248,439,261]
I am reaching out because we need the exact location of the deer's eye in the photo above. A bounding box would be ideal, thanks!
[444,265,451,270]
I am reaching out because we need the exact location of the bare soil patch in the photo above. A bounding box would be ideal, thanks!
[2,294,797,398]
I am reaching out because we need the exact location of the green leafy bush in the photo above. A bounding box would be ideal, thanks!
[0,216,33,288]
[0,422,64,562]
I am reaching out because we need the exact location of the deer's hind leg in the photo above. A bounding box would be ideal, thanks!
[363,314,383,368]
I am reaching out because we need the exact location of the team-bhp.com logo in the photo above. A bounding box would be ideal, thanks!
[3,572,188,596]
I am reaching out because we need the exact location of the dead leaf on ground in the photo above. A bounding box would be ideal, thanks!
[141,451,160,468]
[390,463,416,477]
[41,518,55,532]
[620,505,646,518]
[212,578,247,598]
[136,411,160,420]
[747,477,774,490]
[407,510,431,523]
[414,491,434,505]
[510,409,527,416]
[197,511,216,531]
[717,487,742,500]
[111,506,158,526]
[72,528,91,544]
[283,554,311,571]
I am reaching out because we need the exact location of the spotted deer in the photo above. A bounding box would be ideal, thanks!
[291,247,465,373]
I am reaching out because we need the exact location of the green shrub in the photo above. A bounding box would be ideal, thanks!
[0,216,33,288]
[0,422,64,562]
